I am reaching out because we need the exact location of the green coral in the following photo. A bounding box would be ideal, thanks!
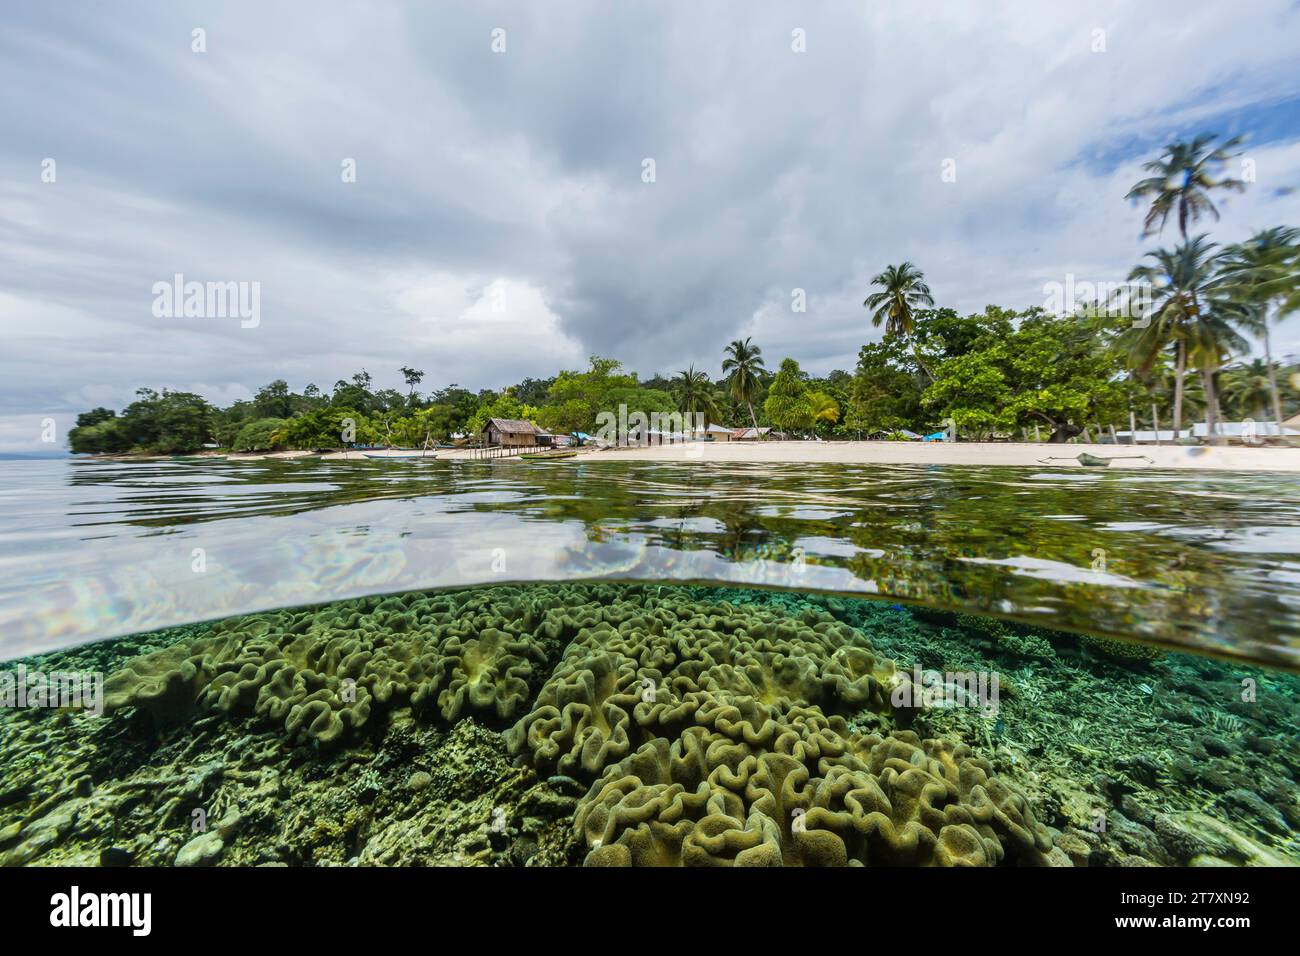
[1079,635,1164,663]
[104,588,560,743]
[501,590,1048,866]
[94,583,1050,866]
[578,723,1049,866]
[504,599,903,777]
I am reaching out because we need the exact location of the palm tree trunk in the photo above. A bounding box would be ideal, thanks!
[1202,365,1222,445]
[1263,313,1285,430]
[747,401,758,430]
[1172,340,1186,439]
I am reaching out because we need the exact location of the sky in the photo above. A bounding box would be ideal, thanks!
[2,0,1300,454]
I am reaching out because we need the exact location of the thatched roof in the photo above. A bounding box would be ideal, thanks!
[482,418,542,435]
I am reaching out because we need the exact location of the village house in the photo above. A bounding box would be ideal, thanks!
[481,418,551,448]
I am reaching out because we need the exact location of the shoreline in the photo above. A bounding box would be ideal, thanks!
[578,440,1300,471]
[84,441,1300,471]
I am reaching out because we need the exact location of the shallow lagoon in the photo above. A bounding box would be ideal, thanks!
[2,457,1300,666]
[0,458,1297,866]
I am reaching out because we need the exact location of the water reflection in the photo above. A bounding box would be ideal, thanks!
[1,457,1298,668]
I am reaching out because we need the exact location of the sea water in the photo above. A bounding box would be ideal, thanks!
[0,458,1296,866]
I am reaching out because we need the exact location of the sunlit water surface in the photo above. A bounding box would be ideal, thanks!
[3,457,1300,669]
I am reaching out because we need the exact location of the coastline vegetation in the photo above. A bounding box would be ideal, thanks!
[70,133,1300,455]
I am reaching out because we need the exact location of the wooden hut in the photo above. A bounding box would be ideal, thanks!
[482,418,549,448]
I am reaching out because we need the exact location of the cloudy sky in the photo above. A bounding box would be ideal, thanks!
[2,1,1300,453]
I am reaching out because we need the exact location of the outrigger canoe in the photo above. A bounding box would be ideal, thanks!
[361,452,437,460]
[518,451,577,461]
[1038,452,1153,468]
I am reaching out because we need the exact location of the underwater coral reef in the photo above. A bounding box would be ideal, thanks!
[0,583,1295,867]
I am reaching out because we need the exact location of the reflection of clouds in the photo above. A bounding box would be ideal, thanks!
[637,517,727,534]
[1209,526,1300,555]
[958,555,1143,589]
[4,457,1300,669]
[793,535,863,559]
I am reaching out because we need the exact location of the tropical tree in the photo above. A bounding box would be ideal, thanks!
[1120,236,1243,439]
[847,340,925,435]
[1219,227,1300,426]
[864,262,936,381]
[763,358,814,435]
[863,262,934,339]
[925,310,1130,442]
[671,366,720,425]
[535,356,638,434]
[399,366,425,401]
[1220,359,1275,421]
[467,391,542,435]
[721,337,767,429]
[1125,134,1245,239]
[232,418,288,453]
[68,388,217,454]
[272,406,378,450]
[1185,309,1248,443]
[806,390,841,433]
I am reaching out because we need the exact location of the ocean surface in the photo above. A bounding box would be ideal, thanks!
[2,457,1299,667]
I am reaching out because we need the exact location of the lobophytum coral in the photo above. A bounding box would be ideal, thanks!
[99,583,1052,865]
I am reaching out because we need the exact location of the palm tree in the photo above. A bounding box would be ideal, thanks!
[1125,134,1245,239]
[671,365,720,426]
[864,262,936,381]
[807,390,840,434]
[721,338,767,429]
[1219,227,1300,427]
[1220,359,1275,421]
[1186,307,1249,443]
[863,262,934,338]
[1121,236,1247,441]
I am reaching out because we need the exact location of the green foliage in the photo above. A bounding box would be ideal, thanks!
[847,339,925,434]
[69,388,215,454]
[806,390,840,427]
[863,262,934,338]
[467,392,541,435]
[670,366,720,424]
[389,405,459,446]
[721,338,767,428]
[923,310,1131,441]
[75,407,117,428]
[232,418,288,452]
[763,358,814,434]
[535,356,640,434]
[606,386,675,417]
[68,418,131,454]
[272,407,377,450]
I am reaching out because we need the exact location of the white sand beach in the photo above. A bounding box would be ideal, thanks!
[112,442,1300,471]
[578,440,1300,472]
